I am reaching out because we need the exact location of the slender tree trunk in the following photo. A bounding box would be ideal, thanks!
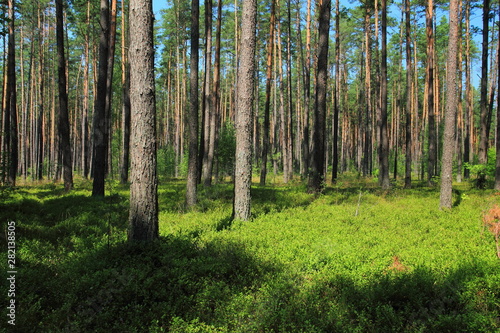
[233,0,257,221]
[121,0,131,184]
[4,0,18,186]
[464,0,472,179]
[426,0,437,185]
[106,0,118,177]
[332,0,340,183]
[128,0,159,241]
[56,0,73,191]
[186,0,200,207]
[404,0,412,188]
[92,0,110,196]
[379,0,390,189]
[201,0,213,185]
[82,0,91,179]
[495,9,500,190]
[260,0,276,186]
[440,0,459,210]
[308,0,331,193]
[479,0,490,164]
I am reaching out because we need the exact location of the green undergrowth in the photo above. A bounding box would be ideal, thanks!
[1,177,499,332]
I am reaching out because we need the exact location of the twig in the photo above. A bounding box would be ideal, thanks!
[355,190,362,217]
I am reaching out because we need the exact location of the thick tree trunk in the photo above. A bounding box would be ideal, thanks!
[56,0,73,191]
[186,0,200,207]
[440,0,459,210]
[308,0,331,193]
[128,0,159,241]
[201,0,213,186]
[233,0,257,221]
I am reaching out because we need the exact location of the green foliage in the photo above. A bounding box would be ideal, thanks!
[465,148,496,189]
[1,178,499,332]
[216,122,236,179]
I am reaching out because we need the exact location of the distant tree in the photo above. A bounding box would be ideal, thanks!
[308,0,331,193]
[233,0,257,221]
[56,0,73,191]
[128,0,159,241]
[440,0,459,210]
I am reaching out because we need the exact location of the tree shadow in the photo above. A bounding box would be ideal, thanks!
[12,235,281,332]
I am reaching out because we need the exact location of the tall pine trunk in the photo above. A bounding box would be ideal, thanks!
[308,0,331,193]
[92,0,110,196]
[479,0,490,164]
[259,0,275,186]
[186,0,200,207]
[378,0,390,189]
[128,0,159,241]
[233,0,257,221]
[440,0,459,210]
[56,0,73,191]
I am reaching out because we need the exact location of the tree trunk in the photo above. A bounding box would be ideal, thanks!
[479,0,490,164]
[3,0,18,186]
[201,0,213,185]
[186,0,200,207]
[259,0,276,186]
[106,0,118,177]
[464,0,472,179]
[378,0,390,189]
[404,0,412,188]
[440,0,459,210]
[120,0,131,184]
[128,0,159,242]
[495,9,500,190]
[92,0,110,196]
[56,0,73,191]
[426,0,437,185]
[332,0,340,183]
[233,0,257,221]
[308,0,331,193]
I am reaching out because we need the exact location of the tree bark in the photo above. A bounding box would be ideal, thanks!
[332,0,340,184]
[308,0,331,193]
[440,0,459,210]
[128,0,159,241]
[120,0,131,184]
[233,0,257,221]
[56,0,73,191]
[186,0,200,207]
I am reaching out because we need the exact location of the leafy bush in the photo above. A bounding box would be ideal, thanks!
[465,148,496,189]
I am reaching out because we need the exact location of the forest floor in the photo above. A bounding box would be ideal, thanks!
[1,175,499,332]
